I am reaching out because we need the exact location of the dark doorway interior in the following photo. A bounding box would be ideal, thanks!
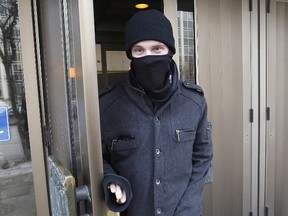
[94,0,163,43]
[93,0,163,90]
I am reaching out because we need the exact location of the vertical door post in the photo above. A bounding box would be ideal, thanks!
[18,0,50,215]
[78,1,106,215]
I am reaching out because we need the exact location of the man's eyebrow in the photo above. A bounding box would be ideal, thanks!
[131,45,143,49]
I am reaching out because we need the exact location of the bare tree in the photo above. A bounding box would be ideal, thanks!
[0,0,30,160]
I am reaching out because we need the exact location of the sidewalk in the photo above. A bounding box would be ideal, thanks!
[0,193,36,216]
[0,162,36,216]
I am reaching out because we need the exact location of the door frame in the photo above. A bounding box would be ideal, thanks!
[78,1,106,214]
[259,0,268,216]
[18,1,50,215]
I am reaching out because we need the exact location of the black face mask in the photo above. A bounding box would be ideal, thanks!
[130,54,173,102]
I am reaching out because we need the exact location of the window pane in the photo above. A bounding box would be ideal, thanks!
[0,1,36,215]
[177,2,196,83]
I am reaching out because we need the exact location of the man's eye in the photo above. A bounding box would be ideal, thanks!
[133,48,143,53]
[153,46,163,52]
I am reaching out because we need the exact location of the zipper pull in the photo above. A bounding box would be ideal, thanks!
[175,130,181,141]
[111,138,118,150]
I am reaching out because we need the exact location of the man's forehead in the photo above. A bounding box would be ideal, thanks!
[132,40,166,47]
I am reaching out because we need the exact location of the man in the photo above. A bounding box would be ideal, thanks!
[100,9,213,216]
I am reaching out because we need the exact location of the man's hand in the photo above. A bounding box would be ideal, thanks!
[109,183,127,204]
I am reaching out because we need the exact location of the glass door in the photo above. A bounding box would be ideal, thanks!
[35,0,105,215]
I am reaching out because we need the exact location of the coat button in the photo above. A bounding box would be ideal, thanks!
[156,208,162,214]
[155,117,159,122]
[156,149,160,155]
[156,179,161,185]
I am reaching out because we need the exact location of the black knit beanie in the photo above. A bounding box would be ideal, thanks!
[125,9,175,59]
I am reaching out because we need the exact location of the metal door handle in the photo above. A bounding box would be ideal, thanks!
[76,185,91,202]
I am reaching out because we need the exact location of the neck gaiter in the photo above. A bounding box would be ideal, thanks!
[130,54,173,102]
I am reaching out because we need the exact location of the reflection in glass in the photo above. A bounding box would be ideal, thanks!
[0,0,36,215]
[60,0,81,184]
[177,0,196,82]
[178,10,196,82]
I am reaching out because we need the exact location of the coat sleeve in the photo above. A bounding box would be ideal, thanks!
[102,139,133,212]
[174,97,213,216]
[100,89,133,212]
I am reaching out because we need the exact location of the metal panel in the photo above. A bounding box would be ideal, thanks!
[48,155,76,216]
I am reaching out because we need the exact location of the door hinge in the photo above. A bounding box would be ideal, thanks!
[265,206,269,216]
[266,107,270,121]
[43,126,52,147]
[249,109,254,123]
[249,0,253,12]
[266,0,270,13]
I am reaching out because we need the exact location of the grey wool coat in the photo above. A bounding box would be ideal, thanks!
[100,70,213,216]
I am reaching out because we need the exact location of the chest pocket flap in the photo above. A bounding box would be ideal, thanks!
[174,128,196,142]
